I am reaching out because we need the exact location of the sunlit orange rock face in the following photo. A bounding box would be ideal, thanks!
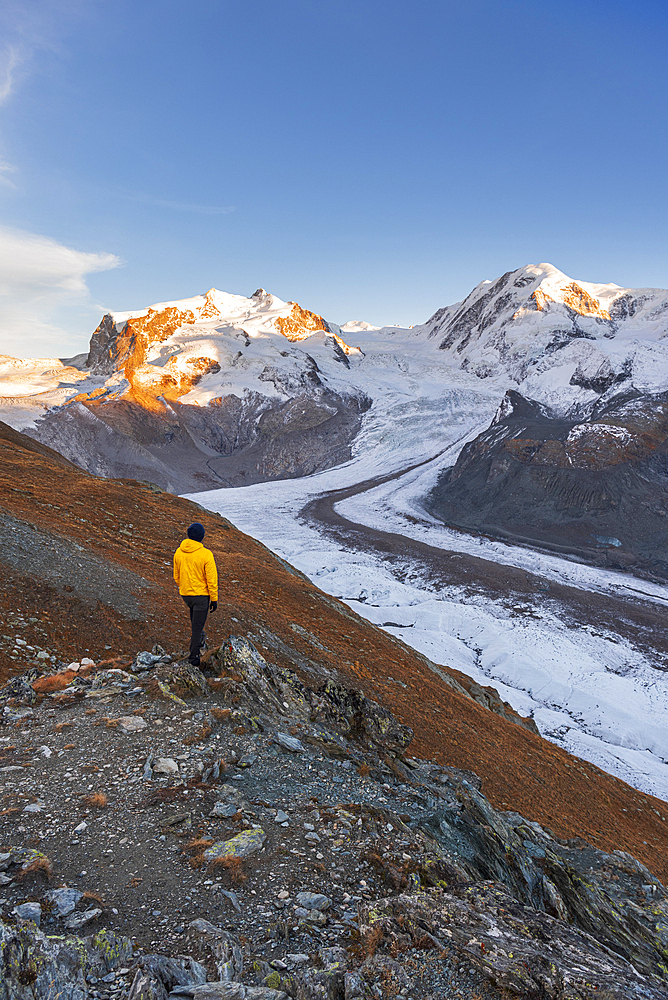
[80,295,357,419]
[562,282,612,320]
[275,302,330,341]
[531,288,553,312]
[531,283,612,320]
[79,304,220,413]
[274,302,360,356]
[198,289,224,320]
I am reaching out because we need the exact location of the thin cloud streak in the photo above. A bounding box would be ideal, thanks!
[118,188,235,216]
[0,158,17,189]
[0,46,20,104]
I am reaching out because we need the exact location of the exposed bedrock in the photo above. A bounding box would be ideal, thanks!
[427,388,668,581]
[25,389,370,493]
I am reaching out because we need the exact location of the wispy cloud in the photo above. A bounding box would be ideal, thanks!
[117,188,235,216]
[0,225,122,356]
[0,157,17,189]
[0,2,88,105]
[0,45,20,105]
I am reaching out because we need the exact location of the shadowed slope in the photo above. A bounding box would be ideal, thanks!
[2,424,668,882]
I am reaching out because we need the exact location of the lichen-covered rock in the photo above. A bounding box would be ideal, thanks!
[359,885,667,999]
[0,918,132,1000]
[281,969,344,1000]
[152,661,209,699]
[0,673,37,706]
[190,986,287,1000]
[413,779,668,982]
[203,829,267,862]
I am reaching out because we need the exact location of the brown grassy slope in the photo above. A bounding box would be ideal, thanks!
[1,424,667,881]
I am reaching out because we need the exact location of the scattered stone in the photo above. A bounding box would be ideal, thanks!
[203,829,267,861]
[117,715,148,734]
[13,901,41,925]
[44,886,83,916]
[64,906,103,930]
[274,810,289,824]
[135,651,162,668]
[23,799,45,812]
[274,733,305,753]
[143,751,154,780]
[219,888,241,912]
[209,802,239,818]
[153,757,179,775]
[295,891,332,911]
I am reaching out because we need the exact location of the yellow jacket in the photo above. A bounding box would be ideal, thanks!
[173,540,218,601]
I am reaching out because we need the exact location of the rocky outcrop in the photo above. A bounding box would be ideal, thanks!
[427,388,668,580]
[0,920,133,1000]
[359,885,667,999]
[86,306,197,377]
[206,636,414,756]
[4,633,668,999]
[27,387,370,493]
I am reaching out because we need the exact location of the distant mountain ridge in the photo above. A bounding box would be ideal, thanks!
[0,287,372,491]
[2,264,668,566]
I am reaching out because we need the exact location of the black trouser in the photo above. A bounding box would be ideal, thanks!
[182,595,209,664]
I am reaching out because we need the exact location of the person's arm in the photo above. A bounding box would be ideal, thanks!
[173,551,181,588]
[205,551,218,603]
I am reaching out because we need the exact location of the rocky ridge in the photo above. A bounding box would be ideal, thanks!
[2,635,668,999]
[427,387,668,580]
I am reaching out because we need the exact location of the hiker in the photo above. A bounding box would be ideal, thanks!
[173,522,218,666]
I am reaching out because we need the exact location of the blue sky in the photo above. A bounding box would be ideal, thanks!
[1,0,668,355]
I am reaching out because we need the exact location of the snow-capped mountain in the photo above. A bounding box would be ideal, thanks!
[3,263,668,503]
[0,288,372,492]
[419,262,668,416]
